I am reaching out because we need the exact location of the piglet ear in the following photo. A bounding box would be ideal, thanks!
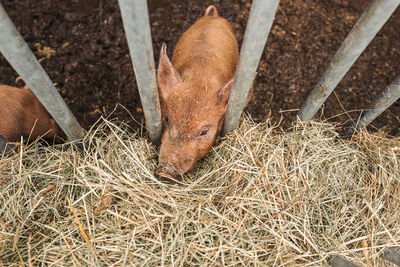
[217,79,234,110]
[157,44,180,99]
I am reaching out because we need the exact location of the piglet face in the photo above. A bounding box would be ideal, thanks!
[157,87,225,179]
[156,45,233,180]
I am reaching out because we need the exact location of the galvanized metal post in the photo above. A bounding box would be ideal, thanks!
[353,76,400,130]
[298,0,400,122]
[381,248,400,266]
[0,134,10,155]
[328,255,359,267]
[0,4,85,141]
[118,0,162,143]
[222,0,280,134]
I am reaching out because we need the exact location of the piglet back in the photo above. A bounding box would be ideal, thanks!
[0,84,59,141]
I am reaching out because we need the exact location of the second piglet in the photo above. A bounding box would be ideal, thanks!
[156,5,248,180]
[0,82,59,143]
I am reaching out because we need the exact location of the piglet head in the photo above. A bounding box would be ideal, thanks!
[156,44,233,180]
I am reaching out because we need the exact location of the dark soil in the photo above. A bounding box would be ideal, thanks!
[1,0,399,135]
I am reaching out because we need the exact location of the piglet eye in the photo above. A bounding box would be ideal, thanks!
[164,116,169,123]
[200,129,208,136]
[196,126,210,138]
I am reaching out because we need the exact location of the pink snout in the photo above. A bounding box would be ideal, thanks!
[156,151,194,181]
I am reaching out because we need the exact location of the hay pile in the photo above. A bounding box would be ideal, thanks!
[1,118,399,266]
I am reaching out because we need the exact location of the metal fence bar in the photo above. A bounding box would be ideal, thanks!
[0,4,85,141]
[328,255,360,267]
[352,75,400,131]
[222,0,280,134]
[0,134,10,155]
[118,0,162,143]
[381,248,400,266]
[298,0,400,122]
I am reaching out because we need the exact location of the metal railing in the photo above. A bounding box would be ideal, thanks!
[222,0,280,134]
[118,0,161,143]
[350,76,400,133]
[328,248,400,267]
[1,0,399,146]
[298,0,400,131]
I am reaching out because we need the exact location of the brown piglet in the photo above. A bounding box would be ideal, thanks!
[0,83,59,142]
[156,5,249,180]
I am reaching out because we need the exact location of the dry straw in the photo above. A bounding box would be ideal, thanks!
[0,118,399,266]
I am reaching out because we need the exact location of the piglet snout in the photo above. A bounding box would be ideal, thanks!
[156,165,181,182]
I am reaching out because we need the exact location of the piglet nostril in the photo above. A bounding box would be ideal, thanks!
[155,165,181,182]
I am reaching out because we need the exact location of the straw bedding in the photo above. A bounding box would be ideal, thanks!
[0,118,399,266]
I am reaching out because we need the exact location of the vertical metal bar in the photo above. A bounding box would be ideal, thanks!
[328,255,360,267]
[118,0,162,143]
[0,134,10,155]
[353,76,400,130]
[0,4,85,141]
[222,0,280,134]
[381,248,400,266]
[298,0,400,122]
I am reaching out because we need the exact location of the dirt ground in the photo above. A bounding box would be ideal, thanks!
[1,0,399,135]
